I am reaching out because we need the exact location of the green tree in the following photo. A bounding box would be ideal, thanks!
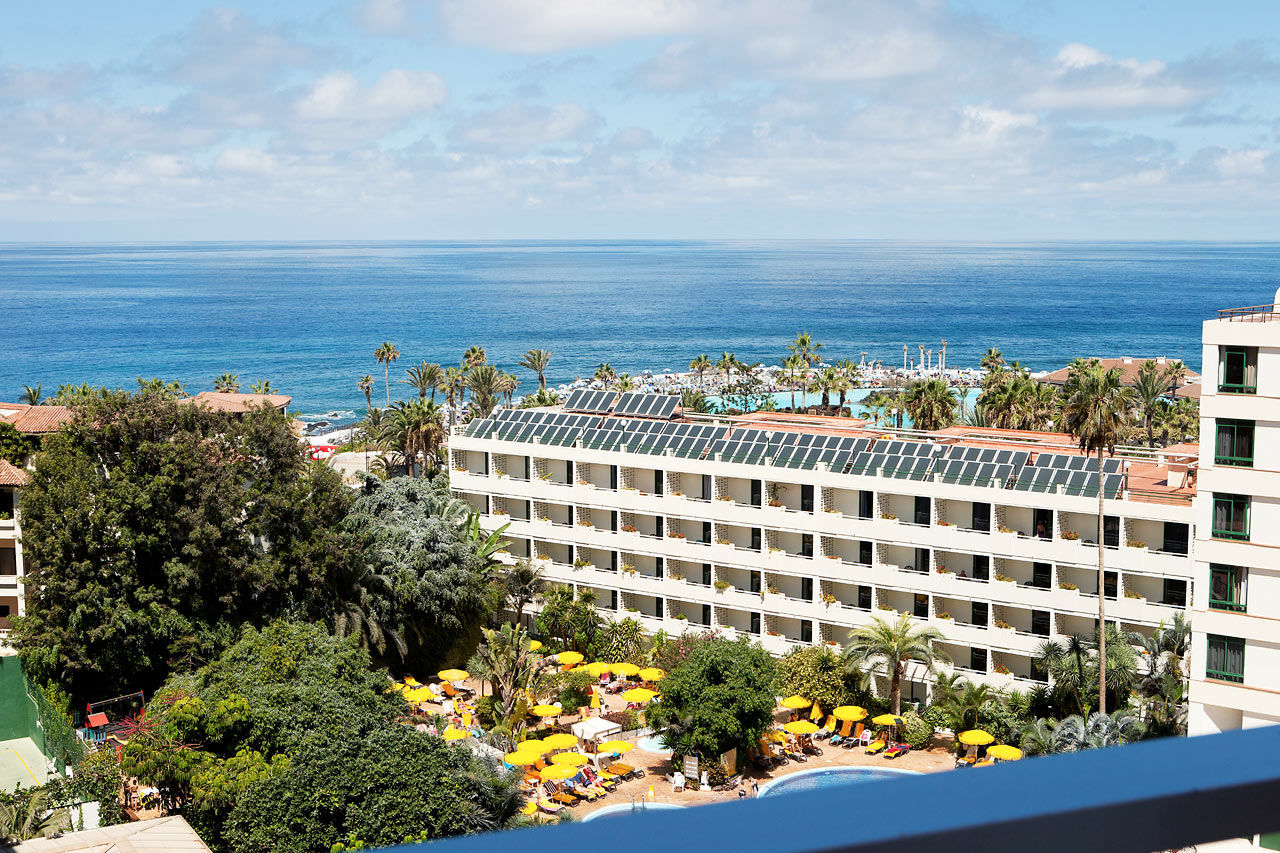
[13,393,353,701]
[497,558,545,626]
[645,636,777,762]
[19,383,43,405]
[519,388,559,409]
[0,421,37,466]
[1063,362,1134,715]
[464,364,503,419]
[248,380,275,395]
[776,645,857,713]
[1132,359,1167,447]
[843,614,950,715]
[374,342,400,408]
[535,587,603,654]
[593,363,616,383]
[518,349,552,391]
[788,332,823,368]
[689,354,712,388]
[357,375,374,411]
[904,377,958,430]
[462,345,487,369]
[403,361,443,402]
[213,373,240,393]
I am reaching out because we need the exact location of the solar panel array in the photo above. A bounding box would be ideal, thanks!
[562,389,618,414]
[933,446,1029,488]
[458,408,1131,495]
[613,392,679,419]
[1014,452,1125,498]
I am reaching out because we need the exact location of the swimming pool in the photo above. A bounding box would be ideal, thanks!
[581,802,686,821]
[635,734,671,754]
[756,765,919,797]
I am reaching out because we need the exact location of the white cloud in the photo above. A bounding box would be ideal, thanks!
[1026,42,1203,113]
[295,69,446,121]
[215,147,275,174]
[357,0,411,35]
[438,0,699,52]
[450,102,599,153]
[1216,148,1268,178]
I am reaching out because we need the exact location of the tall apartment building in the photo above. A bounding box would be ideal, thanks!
[452,389,1196,699]
[0,402,74,639]
[1190,299,1280,734]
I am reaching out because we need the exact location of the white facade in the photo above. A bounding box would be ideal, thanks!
[1190,305,1280,734]
[0,481,22,637]
[452,406,1196,700]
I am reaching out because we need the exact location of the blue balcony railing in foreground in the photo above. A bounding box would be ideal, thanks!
[394,726,1280,853]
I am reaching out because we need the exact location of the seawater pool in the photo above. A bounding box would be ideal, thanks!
[581,802,686,821]
[756,765,919,797]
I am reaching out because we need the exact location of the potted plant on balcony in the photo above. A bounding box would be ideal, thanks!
[717,495,733,502]
[494,467,508,478]
[993,619,1014,632]
[671,490,683,497]
[878,604,896,613]
[826,554,840,561]
[994,573,1015,584]
[937,520,954,527]
[1125,589,1145,601]
[824,507,840,515]
[668,531,686,539]
[572,558,591,569]
[1058,580,1078,591]
[714,580,732,592]
[881,512,898,521]
[768,499,784,508]
[936,611,953,621]
[935,565,951,574]
[674,613,688,621]
[621,524,638,533]
[577,520,594,528]
[1126,539,1147,550]
[996,524,1014,535]
[577,478,592,487]
[1062,530,1079,541]
[669,571,685,582]
[993,664,1012,675]
[715,537,731,546]
[820,592,837,607]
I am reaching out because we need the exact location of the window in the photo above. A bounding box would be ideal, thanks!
[1103,571,1117,599]
[972,502,991,532]
[970,648,988,673]
[1103,516,1120,548]
[0,604,9,619]
[702,521,712,543]
[1034,509,1053,539]
[1032,562,1052,589]
[800,578,814,601]
[1209,565,1246,612]
[610,465,619,490]
[1219,346,1257,394]
[749,571,761,593]
[800,620,812,643]
[913,594,929,618]
[913,547,931,574]
[750,479,761,507]
[608,591,618,611]
[701,604,711,626]
[859,490,874,520]
[801,534,813,558]
[653,470,664,495]
[1216,419,1255,467]
[750,527,762,551]
[859,540,873,566]
[1031,610,1051,637]
[972,555,990,581]
[1162,522,1189,555]
[701,474,712,501]
[801,484,814,513]
[654,597,664,618]
[1212,494,1250,541]
[858,585,872,610]
[914,496,931,525]
[1162,578,1187,608]
[749,612,761,635]
[701,563,712,586]
[1206,635,1245,683]
[971,601,989,627]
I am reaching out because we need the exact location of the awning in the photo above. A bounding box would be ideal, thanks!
[87,713,109,728]
[571,717,622,743]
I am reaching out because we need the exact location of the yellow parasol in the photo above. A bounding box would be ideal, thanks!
[442,728,470,741]
[550,752,590,767]
[597,740,634,755]
[780,695,811,710]
[503,752,541,765]
[872,714,904,727]
[611,662,641,677]
[556,651,584,665]
[810,702,824,721]
[404,676,420,686]
[530,704,562,718]
[520,801,537,817]
[621,687,657,703]
[639,668,666,682]
[542,733,580,750]
[389,682,406,693]
[516,739,553,755]
[529,640,543,652]
[987,744,1023,761]
[403,687,433,703]
[539,765,579,781]
[583,662,612,677]
[438,669,469,682]
[590,690,601,709]
[833,705,868,722]
[783,720,820,735]
[958,729,995,746]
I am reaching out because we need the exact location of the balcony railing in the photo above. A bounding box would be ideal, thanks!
[1217,303,1280,321]
[398,726,1280,853]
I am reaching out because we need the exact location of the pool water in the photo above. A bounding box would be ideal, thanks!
[756,766,918,797]
[636,735,671,753]
[581,802,686,821]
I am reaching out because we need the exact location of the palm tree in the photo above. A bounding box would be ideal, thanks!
[613,373,637,392]
[500,372,520,406]
[904,378,959,430]
[443,366,466,410]
[835,359,860,410]
[939,339,947,371]
[0,787,58,843]
[980,348,1005,372]
[1063,363,1133,716]
[465,364,503,418]
[466,623,549,745]
[520,388,560,409]
[689,354,712,388]
[249,379,276,394]
[1132,360,1166,447]
[332,563,406,661]
[843,613,950,714]
[374,342,400,407]
[593,363,617,383]
[379,399,445,476]
[788,332,823,367]
[213,373,240,393]
[715,351,737,387]
[498,559,546,626]
[357,375,374,411]
[780,354,804,410]
[810,367,841,411]
[678,388,713,413]
[519,349,553,390]
[462,345,487,370]
[18,384,42,405]
[403,361,443,402]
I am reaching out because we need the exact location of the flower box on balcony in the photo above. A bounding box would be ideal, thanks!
[714,580,732,592]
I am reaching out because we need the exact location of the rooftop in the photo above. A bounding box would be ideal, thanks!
[0,403,75,434]
[1037,357,1199,387]
[0,458,30,487]
[178,391,292,414]
[12,816,211,852]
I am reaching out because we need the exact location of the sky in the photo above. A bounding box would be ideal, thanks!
[2,0,1279,240]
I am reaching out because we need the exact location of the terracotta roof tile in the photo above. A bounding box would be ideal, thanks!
[0,403,74,434]
[1038,358,1200,388]
[179,391,292,413]
[0,458,29,486]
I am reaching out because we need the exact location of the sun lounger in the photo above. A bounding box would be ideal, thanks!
[607,761,640,779]
[830,719,853,746]
[537,797,564,815]
[817,715,837,739]
[865,739,886,755]
[565,780,601,801]
[583,767,618,791]
[544,780,579,806]
[760,739,789,765]
[884,742,911,760]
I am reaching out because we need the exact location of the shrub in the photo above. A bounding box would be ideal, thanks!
[1125,589,1142,599]
[473,695,498,729]
[713,580,731,590]
[993,664,1011,675]
[920,704,948,729]
[993,620,1012,629]
[1062,530,1079,541]
[1127,540,1147,549]
[1058,581,1078,590]
[776,645,855,713]
[900,711,934,750]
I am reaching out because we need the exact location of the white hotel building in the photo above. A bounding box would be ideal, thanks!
[1190,299,1280,735]
[451,387,1198,701]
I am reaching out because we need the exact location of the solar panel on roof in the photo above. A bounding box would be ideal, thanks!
[563,388,618,414]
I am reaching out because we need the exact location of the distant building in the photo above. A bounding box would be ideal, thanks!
[1037,357,1200,394]
[178,391,292,415]
[0,403,74,639]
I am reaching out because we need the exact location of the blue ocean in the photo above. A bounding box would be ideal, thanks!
[2,241,1276,420]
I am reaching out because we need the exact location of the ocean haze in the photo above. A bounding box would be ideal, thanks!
[2,240,1275,417]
